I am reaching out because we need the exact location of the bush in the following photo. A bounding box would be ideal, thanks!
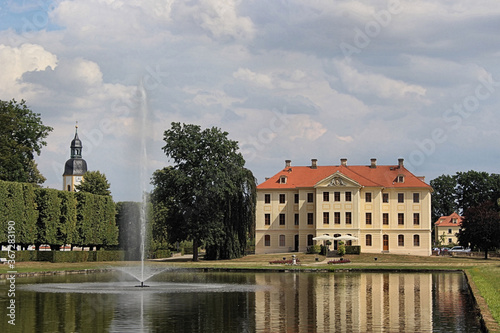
[307,244,321,254]
[0,250,37,262]
[96,250,124,262]
[149,249,171,259]
[337,244,346,256]
[328,258,351,264]
[345,245,361,254]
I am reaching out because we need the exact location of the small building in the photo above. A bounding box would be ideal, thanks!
[255,158,433,256]
[63,125,87,191]
[434,212,463,245]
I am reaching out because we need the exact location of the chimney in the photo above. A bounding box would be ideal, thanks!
[285,159,291,168]
[398,158,404,169]
[340,158,347,166]
[370,158,377,168]
[311,159,318,169]
[265,177,270,181]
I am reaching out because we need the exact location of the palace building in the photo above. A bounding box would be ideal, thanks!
[63,125,87,191]
[255,158,433,256]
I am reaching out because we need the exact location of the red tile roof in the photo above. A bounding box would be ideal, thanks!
[434,212,463,227]
[257,163,432,189]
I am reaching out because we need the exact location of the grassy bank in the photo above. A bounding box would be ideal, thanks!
[2,252,499,331]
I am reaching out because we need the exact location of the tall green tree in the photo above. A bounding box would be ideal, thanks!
[458,201,500,259]
[151,122,256,261]
[430,174,458,223]
[75,170,112,196]
[0,99,53,184]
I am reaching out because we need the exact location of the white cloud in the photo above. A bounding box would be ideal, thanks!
[233,68,274,89]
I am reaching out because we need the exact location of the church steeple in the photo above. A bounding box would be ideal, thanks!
[70,124,83,158]
[63,122,88,191]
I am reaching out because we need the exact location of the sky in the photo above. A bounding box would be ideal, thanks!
[1,0,499,202]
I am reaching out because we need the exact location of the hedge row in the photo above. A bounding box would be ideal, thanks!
[0,180,118,249]
[0,250,125,262]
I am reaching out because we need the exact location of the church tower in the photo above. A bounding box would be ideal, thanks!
[63,124,87,191]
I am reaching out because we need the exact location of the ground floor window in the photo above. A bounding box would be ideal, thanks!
[413,234,420,246]
[264,235,270,246]
[307,234,314,246]
[398,234,404,246]
[366,234,372,246]
[279,235,286,247]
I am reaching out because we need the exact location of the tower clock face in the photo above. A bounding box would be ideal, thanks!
[76,176,82,182]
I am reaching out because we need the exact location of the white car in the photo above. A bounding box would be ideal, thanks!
[449,246,471,253]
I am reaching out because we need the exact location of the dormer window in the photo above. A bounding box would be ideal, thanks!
[452,218,457,224]
[279,175,287,184]
[396,174,405,183]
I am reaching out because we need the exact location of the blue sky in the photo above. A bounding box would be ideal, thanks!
[1,0,499,201]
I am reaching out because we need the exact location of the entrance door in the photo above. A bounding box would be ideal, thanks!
[294,234,299,252]
[383,235,389,251]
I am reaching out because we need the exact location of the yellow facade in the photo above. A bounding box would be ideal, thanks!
[256,159,433,256]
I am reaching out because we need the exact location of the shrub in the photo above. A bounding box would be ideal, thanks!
[307,244,321,254]
[337,244,346,256]
[328,258,351,264]
[345,245,361,254]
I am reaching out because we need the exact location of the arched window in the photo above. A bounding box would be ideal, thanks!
[413,235,420,246]
[398,234,404,246]
[264,235,271,247]
[279,235,286,247]
[366,234,372,246]
[307,234,314,246]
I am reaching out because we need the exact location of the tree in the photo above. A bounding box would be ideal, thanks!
[430,174,458,223]
[458,201,500,259]
[0,99,53,184]
[75,170,111,196]
[151,122,256,261]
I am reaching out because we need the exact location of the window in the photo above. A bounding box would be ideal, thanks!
[382,193,389,203]
[323,192,329,202]
[345,212,352,224]
[365,192,372,202]
[452,218,457,224]
[413,193,420,203]
[448,238,452,244]
[413,235,420,246]
[279,176,287,184]
[307,213,314,225]
[335,212,341,224]
[279,214,286,225]
[413,213,420,225]
[279,235,286,247]
[366,234,372,246]
[264,235,270,246]
[398,235,404,246]
[279,194,286,204]
[398,193,404,203]
[345,192,352,202]
[264,194,271,204]
[383,213,389,225]
[334,192,341,202]
[448,228,452,234]
[294,214,299,226]
[366,212,372,225]
[307,193,314,203]
[294,193,299,204]
[398,213,404,225]
[265,214,270,225]
[323,212,329,224]
[397,175,405,183]
[307,234,314,246]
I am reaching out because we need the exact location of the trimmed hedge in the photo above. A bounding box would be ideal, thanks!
[345,245,361,254]
[149,249,171,259]
[0,250,125,262]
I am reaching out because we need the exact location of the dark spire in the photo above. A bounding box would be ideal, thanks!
[70,123,82,158]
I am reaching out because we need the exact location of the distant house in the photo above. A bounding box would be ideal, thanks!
[255,158,433,256]
[434,212,463,245]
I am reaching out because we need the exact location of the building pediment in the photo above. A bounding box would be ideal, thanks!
[315,171,361,188]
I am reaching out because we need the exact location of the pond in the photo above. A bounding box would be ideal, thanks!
[0,270,481,332]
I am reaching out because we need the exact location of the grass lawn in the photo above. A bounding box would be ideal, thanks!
[2,252,499,331]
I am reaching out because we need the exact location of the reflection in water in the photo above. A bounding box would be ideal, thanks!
[0,271,481,332]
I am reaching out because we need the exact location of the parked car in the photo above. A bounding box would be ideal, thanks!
[449,246,471,253]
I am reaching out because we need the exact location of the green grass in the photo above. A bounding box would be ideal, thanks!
[2,252,499,330]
